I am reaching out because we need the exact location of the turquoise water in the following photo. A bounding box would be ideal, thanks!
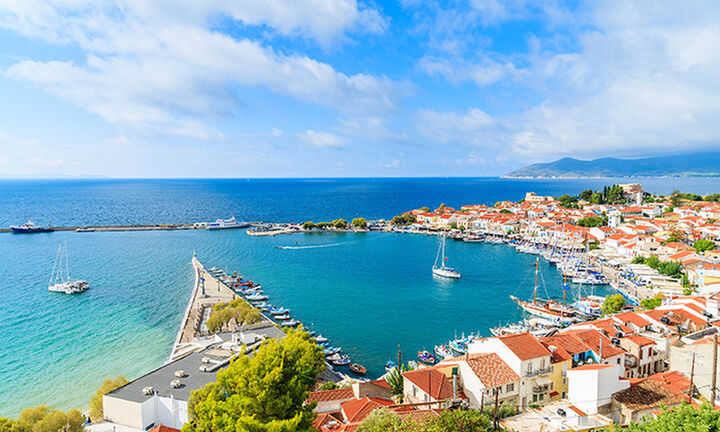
[0,229,610,416]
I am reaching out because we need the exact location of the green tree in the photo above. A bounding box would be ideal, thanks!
[391,214,416,225]
[89,376,128,420]
[302,221,315,230]
[693,239,716,253]
[419,207,430,212]
[351,218,368,229]
[185,329,325,432]
[632,256,646,264]
[356,409,406,432]
[602,294,626,315]
[449,222,458,229]
[640,294,663,310]
[0,406,85,432]
[705,193,720,202]
[499,209,512,214]
[579,189,593,201]
[332,218,348,229]
[206,298,262,334]
[384,365,405,402]
[589,192,604,204]
[669,189,682,207]
[621,402,720,431]
[576,216,608,227]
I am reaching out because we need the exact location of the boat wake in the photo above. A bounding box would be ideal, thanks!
[276,243,342,250]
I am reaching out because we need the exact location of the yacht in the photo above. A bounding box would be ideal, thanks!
[205,216,249,230]
[11,221,54,233]
[432,234,460,279]
[48,241,89,294]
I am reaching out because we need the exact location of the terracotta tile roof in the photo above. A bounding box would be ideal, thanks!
[464,353,521,388]
[394,408,443,423]
[540,341,573,364]
[149,426,181,432]
[307,387,354,404]
[370,379,391,390]
[613,379,689,411]
[313,411,344,430]
[341,397,394,424]
[623,335,655,347]
[614,312,652,328]
[402,368,455,400]
[540,333,593,356]
[566,329,626,359]
[497,332,552,360]
[645,371,692,396]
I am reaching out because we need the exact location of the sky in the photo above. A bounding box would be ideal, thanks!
[0,0,719,178]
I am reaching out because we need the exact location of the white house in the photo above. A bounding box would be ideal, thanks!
[567,364,629,415]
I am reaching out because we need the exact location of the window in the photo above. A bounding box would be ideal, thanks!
[541,359,545,369]
[550,382,554,390]
[533,394,538,402]
[539,393,544,401]
[506,383,514,392]
[413,386,417,397]
[528,363,533,373]
[617,358,621,364]
[562,392,566,398]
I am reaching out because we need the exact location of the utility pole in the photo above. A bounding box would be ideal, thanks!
[397,345,402,370]
[493,388,499,430]
[690,352,696,399]
[712,335,718,405]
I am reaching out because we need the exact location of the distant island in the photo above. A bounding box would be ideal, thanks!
[504,152,720,178]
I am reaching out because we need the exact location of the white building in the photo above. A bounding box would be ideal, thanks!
[567,364,629,415]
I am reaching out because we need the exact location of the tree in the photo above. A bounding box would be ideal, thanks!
[602,294,626,315]
[669,189,682,207]
[419,207,430,212]
[590,192,604,204]
[356,409,405,432]
[206,298,262,333]
[579,189,593,201]
[499,209,512,214]
[706,194,720,202]
[640,294,663,310]
[576,216,608,227]
[332,218,348,229]
[357,408,494,432]
[693,239,716,253]
[391,214,416,225]
[621,402,720,431]
[89,376,128,420]
[449,222,458,229]
[384,365,405,402]
[351,218,368,229]
[302,221,315,230]
[185,329,325,432]
[0,406,85,432]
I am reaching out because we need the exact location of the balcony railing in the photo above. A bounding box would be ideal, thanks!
[525,367,553,377]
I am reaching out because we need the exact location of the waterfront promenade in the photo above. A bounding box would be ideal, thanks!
[170,254,238,361]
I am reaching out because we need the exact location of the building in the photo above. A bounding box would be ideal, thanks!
[500,400,613,432]
[103,326,286,431]
[669,328,720,405]
[567,364,629,416]
[468,333,553,409]
[402,367,458,408]
[609,371,691,425]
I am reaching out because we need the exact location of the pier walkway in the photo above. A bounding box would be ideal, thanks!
[170,254,238,361]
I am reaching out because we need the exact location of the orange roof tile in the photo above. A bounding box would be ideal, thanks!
[402,368,455,400]
[341,397,394,424]
[307,387,355,404]
[497,332,552,360]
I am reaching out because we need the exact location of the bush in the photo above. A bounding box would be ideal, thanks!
[391,214,416,225]
[302,221,315,230]
[640,294,663,310]
[693,239,716,253]
[89,376,128,420]
[576,216,608,227]
[206,298,261,333]
[351,218,368,229]
[332,218,348,229]
[0,406,85,432]
[602,294,626,315]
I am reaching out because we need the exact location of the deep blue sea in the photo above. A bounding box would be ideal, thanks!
[0,177,717,416]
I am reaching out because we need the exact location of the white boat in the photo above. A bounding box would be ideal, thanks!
[48,241,89,294]
[432,234,460,279]
[206,216,249,230]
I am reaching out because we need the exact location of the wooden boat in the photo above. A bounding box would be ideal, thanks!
[349,363,367,375]
[417,350,436,364]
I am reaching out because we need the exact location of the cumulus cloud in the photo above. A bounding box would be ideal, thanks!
[416,0,720,161]
[299,129,346,148]
[0,1,398,138]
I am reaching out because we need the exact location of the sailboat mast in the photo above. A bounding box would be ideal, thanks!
[534,257,539,303]
[65,240,70,282]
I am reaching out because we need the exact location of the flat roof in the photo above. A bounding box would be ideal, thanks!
[106,325,285,404]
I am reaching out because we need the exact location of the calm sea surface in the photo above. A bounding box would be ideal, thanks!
[0,177,716,416]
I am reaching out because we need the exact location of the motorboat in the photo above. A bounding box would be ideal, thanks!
[323,347,341,356]
[11,221,54,233]
[434,344,455,360]
[417,350,436,364]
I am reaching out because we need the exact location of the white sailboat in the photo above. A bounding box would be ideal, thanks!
[432,234,460,279]
[48,241,89,294]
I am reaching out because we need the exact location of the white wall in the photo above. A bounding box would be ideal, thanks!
[568,365,629,414]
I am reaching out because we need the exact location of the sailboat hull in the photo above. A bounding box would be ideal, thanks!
[432,267,461,278]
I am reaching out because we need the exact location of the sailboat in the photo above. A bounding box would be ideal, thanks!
[48,241,89,294]
[432,234,460,279]
[510,257,577,324]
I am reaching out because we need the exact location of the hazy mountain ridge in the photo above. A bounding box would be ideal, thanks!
[504,152,720,178]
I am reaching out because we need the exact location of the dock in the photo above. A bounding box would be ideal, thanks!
[169,254,239,361]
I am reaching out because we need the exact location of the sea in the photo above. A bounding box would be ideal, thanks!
[0,177,717,416]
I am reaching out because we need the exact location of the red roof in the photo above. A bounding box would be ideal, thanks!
[341,397,394,423]
[540,333,593,356]
[623,335,656,347]
[497,332,552,360]
[464,353,521,388]
[148,427,181,432]
[402,368,455,400]
[307,387,355,403]
[565,329,626,358]
[614,312,652,328]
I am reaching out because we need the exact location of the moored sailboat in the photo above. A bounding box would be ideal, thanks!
[48,241,89,294]
[432,234,460,279]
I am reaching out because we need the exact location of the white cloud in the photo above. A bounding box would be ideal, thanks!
[377,159,399,168]
[0,1,399,139]
[416,0,720,161]
[298,129,346,148]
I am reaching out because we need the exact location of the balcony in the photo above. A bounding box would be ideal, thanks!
[525,368,553,377]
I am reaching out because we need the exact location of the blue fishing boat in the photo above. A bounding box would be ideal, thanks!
[324,347,341,356]
[417,350,436,364]
[449,340,467,355]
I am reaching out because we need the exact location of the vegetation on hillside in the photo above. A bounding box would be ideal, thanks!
[184,329,324,432]
[391,213,417,225]
[576,215,608,227]
[693,239,716,253]
[357,408,503,432]
[602,294,627,315]
[620,403,720,431]
[632,256,683,279]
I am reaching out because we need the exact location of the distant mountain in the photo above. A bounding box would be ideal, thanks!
[504,152,720,178]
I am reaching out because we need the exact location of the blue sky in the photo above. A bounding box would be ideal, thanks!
[0,0,719,177]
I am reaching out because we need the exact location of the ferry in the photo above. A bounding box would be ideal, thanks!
[11,221,54,233]
[206,216,249,230]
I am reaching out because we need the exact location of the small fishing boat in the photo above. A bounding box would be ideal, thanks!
[317,341,329,348]
[315,334,329,343]
[270,307,289,316]
[274,313,291,321]
[331,355,351,366]
[281,319,300,327]
[385,360,396,372]
[246,294,268,301]
[417,350,436,364]
[432,234,460,279]
[350,363,367,375]
[434,344,454,360]
[324,347,341,356]
[449,340,467,355]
